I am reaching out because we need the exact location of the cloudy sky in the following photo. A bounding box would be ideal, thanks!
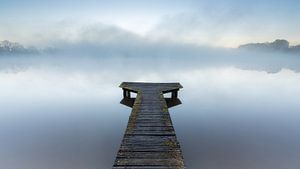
[1,0,300,47]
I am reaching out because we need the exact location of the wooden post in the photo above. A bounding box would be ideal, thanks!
[123,89,126,98]
[123,89,131,98]
[127,90,131,98]
[171,90,178,99]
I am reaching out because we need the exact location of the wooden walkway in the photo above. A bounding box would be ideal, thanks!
[112,82,185,169]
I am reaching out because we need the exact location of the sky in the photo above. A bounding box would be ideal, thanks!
[1,0,300,47]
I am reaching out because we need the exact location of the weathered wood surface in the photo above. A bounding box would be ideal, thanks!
[112,82,185,169]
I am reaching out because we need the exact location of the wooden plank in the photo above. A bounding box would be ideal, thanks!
[114,158,184,166]
[116,151,183,159]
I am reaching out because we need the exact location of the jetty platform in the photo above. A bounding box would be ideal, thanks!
[112,82,185,169]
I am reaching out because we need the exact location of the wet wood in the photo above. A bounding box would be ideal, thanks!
[112,82,185,169]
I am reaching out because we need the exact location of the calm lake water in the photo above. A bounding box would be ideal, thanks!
[1,56,300,169]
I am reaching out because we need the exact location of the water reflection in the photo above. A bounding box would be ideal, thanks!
[0,64,300,169]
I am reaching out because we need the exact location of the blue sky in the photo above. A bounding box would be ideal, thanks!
[0,0,299,47]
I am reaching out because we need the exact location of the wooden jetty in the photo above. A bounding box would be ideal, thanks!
[112,82,185,169]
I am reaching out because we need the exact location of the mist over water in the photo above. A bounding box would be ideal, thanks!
[1,52,300,169]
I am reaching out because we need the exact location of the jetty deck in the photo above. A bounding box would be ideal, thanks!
[112,82,185,169]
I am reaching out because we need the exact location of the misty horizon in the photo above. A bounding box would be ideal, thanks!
[1,0,300,169]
